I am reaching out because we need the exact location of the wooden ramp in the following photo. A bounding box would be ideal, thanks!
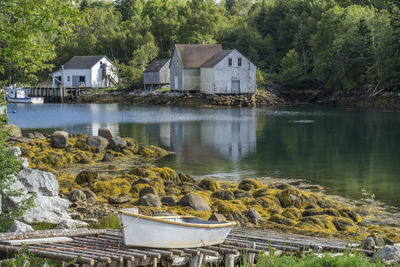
[0,228,370,267]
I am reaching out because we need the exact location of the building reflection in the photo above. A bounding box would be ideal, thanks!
[141,109,257,163]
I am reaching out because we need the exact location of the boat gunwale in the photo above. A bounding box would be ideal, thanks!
[119,210,236,228]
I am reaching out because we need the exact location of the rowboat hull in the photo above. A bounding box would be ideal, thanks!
[119,210,235,248]
[7,97,44,104]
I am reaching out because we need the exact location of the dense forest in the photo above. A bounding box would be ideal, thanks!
[1,0,400,93]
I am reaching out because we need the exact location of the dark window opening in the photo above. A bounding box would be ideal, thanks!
[238,58,242,66]
[67,76,70,82]
[228,58,232,67]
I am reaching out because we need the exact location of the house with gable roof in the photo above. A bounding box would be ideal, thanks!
[170,44,256,94]
[143,58,170,90]
[51,55,118,88]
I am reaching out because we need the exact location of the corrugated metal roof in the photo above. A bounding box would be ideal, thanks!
[175,44,223,68]
[144,58,170,73]
[63,55,106,69]
[201,50,233,68]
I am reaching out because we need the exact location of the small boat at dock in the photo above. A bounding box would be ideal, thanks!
[7,88,44,104]
[119,208,235,248]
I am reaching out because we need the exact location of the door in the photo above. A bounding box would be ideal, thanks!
[72,76,80,86]
[232,80,240,93]
[174,76,178,90]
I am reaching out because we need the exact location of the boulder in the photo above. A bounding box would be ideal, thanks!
[361,237,375,250]
[75,170,99,187]
[51,131,69,149]
[86,135,109,153]
[101,153,115,162]
[108,196,131,204]
[22,195,70,224]
[198,178,219,192]
[243,208,262,222]
[177,193,211,211]
[211,190,235,200]
[2,179,29,211]
[16,169,58,197]
[238,179,262,191]
[233,190,252,199]
[24,132,46,139]
[81,189,97,204]
[3,124,22,138]
[98,128,113,140]
[58,219,88,229]
[110,137,127,151]
[68,189,87,202]
[7,220,33,232]
[19,158,29,169]
[139,186,157,198]
[209,212,227,222]
[161,196,176,206]
[7,146,21,157]
[136,194,162,208]
[372,245,400,265]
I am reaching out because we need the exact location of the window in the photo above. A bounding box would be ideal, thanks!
[238,58,242,66]
[228,58,232,67]
[67,76,70,82]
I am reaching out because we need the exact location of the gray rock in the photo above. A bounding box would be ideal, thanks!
[75,170,99,187]
[51,131,69,148]
[139,186,157,198]
[243,208,262,222]
[373,245,400,265]
[16,169,58,197]
[101,153,115,162]
[81,189,97,203]
[7,220,33,232]
[19,157,29,169]
[22,195,70,224]
[98,128,113,140]
[233,190,252,199]
[24,132,46,139]
[209,212,227,222]
[177,193,211,211]
[7,146,21,157]
[68,189,86,202]
[136,194,162,208]
[362,237,376,250]
[2,178,29,211]
[86,135,109,153]
[161,196,176,206]
[110,137,127,151]
[58,219,88,229]
[373,235,386,247]
[3,124,22,138]
[108,196,130,204]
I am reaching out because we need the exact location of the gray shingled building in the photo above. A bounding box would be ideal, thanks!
[170,44,256,94]
[143,59,170,90]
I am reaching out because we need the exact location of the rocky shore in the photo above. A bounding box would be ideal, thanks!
[76,90,282,107]
[4,126,400,246]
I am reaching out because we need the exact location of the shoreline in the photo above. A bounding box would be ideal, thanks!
[6,128,400,243]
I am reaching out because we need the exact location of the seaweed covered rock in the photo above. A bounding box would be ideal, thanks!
[139,186,157,198]
[177,193,211,211]
[332,217,357,232]
[198,178,220,192]
[75,170,99,187]
[212,190,235,200]
[238,179,263,191]
[282,208,302,221]
[269,214,297,226]
[51,131,69,149]
[338,208,362,223]
[68,189,87,202]
[139,145,168,159]
[136,194,162,208]
[161,196,176,206]
[276,188,310,209]
[86,135,108,153]
[243,208,263,222]
[98,128,113,140]
[233,189,252,199]
[101,153,115,162]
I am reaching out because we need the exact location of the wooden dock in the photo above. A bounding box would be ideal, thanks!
[28,86,89,102]
[0,228,370,267]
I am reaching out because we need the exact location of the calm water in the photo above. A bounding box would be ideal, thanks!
[8,103,400,206]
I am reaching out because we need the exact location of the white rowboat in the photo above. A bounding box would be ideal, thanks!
[119,209,235,248]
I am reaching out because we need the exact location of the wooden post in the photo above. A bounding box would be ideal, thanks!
[247,241,256,266]
[225,254,235,267]
[190,253,203,267]
[60,65,65,103]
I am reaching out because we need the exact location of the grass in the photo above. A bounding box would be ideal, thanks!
[89,213,121,229]
[242,253,389,267]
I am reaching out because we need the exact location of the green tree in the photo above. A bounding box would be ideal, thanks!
[276,49,304,89]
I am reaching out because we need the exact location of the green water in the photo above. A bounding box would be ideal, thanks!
[8,103,400,206]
